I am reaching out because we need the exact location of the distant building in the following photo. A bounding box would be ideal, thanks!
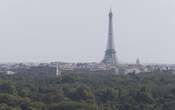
[56,63,62,77]
[102,9,118,66]
[136,58,141,66]
[6,71,15,75]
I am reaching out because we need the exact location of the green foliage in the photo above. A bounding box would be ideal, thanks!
[0,103,21,110]
[0,71,175,110]
[67,86,95,103]
[49,101,98,110]
[0,81,17,95]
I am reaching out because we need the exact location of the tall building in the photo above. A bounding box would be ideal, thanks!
[102,10,118,65]
[56,63,62,77]
[136,58,141,66]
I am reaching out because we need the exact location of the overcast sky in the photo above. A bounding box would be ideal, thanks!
[0,0,175,64]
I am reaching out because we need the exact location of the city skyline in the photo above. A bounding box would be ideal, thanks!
[0,0,175,64]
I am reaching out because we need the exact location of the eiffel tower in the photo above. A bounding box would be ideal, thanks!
[102,10,118,65]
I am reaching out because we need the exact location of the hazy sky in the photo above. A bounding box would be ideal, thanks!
[0,0,175,64]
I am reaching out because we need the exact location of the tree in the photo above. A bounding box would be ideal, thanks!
[0,81,17,95]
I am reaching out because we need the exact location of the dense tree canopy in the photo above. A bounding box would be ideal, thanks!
[0,69,174,110]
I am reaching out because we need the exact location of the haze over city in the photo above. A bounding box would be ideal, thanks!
[0,0,175,64]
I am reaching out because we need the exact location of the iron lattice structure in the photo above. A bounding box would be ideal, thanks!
[102,10,118,65]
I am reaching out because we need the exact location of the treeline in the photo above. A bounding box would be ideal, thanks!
[0,70,174,110]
